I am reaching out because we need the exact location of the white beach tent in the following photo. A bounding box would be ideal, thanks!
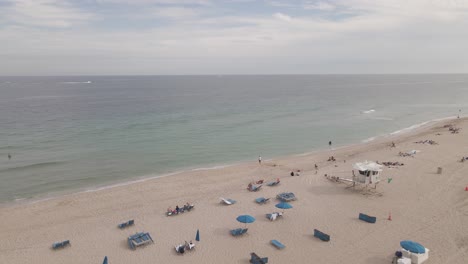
[353,161,383,185]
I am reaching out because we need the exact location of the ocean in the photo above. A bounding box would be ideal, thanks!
[0,74,467,203]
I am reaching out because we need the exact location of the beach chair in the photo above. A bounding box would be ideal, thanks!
[52,240,70,250]
[255,197,270,204]
[248,184,262,192]
[230,228,248,236]
[271,239,285,249]
[276,192,297,202]
[175,241,195,254]
[358,213,377,223]
[313,229,330,242]
[118,219,134,229]
[266,180,280,186]
[220,197,237,205]
[266,212,283,221]
[175,244,186,254]
[187,241,195,250]
[127,232,154,250]
[250,252,268,264]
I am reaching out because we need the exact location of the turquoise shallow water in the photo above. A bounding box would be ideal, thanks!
[0,74,467,203]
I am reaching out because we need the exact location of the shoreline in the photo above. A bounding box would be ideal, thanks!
[1,116,467,263]
[2,115,461,208]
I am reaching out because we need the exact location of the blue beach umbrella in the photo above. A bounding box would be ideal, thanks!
[196,229,200,242]
[102,256,108,264]
[236,215,256,228]
[275,202,293,209]
[236,215,256,223]
[275,202,293,213]
[400,240,426,254]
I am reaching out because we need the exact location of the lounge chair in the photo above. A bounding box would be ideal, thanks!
[266,180,280,186]
[118,219,135,229]
[175,241,195,254]
[271,239,285,249]
[167,204,195,216]
[250,252,268,264]
[248,184,262,192]
[187,241,195,250]
[175,244,186,254]
[313,229,330,242]
[230,228,248,236]
[127,232,154,250]
[220,197,237,205]
[359,213,377,223]
[52,240,70,250]
[255,197,270,204]
[266,212,283,221]
[276,192,296,202]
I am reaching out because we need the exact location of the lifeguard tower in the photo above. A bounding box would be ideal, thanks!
[353,161,383,187]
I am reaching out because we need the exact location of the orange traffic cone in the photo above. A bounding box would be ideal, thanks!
[388,212,392,221]
[465,186,468,191]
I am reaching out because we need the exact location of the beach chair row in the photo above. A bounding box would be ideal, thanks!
[221,192,297,206]
[118,219,134,229]
[52,240,70,250]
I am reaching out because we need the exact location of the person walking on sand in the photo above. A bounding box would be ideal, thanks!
[258,156,262,164]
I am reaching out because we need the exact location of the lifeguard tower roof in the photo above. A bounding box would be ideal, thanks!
[353,161,383,172]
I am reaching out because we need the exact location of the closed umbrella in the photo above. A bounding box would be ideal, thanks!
[103,256,108,264]
[195,229,200,242]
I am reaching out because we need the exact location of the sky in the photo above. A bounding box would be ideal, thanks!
[1,0,468,75]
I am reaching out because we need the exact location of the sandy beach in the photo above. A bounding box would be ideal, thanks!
[1,117,467,264]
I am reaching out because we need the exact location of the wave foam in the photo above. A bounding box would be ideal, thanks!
[62,81,92,84]
[192,164,233,171]
[369,117,394,121]
[390,116,455,135]
[362,137,376,143]
[362,109,375,114]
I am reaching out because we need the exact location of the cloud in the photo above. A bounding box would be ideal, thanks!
[153,6,200,19]
[304,2,336,11]
[266,1,295,8]
[273,12,292,22]
[2,0,94,28]
[1,0,468,74]
[95,0,211,5]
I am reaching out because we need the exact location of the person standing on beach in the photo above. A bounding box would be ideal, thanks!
[329,141,332,148]
[8,153,11,160]
[258,156,262,164]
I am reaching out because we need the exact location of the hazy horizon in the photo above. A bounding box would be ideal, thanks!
[2,73,468,77]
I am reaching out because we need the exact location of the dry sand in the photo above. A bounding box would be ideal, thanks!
[1,118,467,264]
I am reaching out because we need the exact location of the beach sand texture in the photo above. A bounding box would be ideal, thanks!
[1,118,467,264]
